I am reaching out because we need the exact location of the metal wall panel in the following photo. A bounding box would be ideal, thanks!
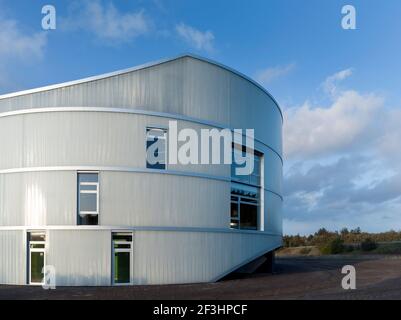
[0,171,76,226]
[0,230,25,285]
[0,112,232,177]
[100,172,230,228]
[47,230,111,286]
[0,57,282,159]
[264,192,283,235]
[133,231,282,285]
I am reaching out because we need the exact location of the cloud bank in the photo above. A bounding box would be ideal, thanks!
[283,69,401,235]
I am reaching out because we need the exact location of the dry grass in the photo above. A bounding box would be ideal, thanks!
[276,246,321,257]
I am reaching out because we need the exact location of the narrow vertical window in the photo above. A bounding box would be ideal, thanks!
[78,172,99,225]
[28,232,46,285]
[146,127,167,170]
[230,146,263,230]
[112,233,133,285]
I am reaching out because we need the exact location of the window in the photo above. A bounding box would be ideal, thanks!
[112,233,133,285]
[231,146,262,186]
[230,185,260,230]
[146,127,167,170]
[230,145,263,230]
[28,232,46,285]
[78,172,99,225]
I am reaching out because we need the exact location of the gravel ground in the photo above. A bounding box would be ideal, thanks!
[1,255,401,300]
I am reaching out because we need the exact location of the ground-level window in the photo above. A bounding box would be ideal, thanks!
[28,232,46,285]
[112,233,133,285]
[78,172,99,225]
[146,127,167,170]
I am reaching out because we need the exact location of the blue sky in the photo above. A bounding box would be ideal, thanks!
[1,0,401,235]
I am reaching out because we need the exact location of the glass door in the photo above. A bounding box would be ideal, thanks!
[28,232,46,285]
[112,233,132,285]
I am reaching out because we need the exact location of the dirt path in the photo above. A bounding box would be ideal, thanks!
[1,255,401,300]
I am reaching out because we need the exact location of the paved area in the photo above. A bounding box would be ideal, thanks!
[1,255,401,300]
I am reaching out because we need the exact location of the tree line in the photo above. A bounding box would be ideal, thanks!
[283,228,401,248]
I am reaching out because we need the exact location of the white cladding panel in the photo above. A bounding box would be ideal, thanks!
[0,112,232,177]
[133,231,282,285]
[0,229,282,286]
[100,172,230,228]
[0,171,76,226]
[0,169,281,230]
[0,57,282,158]
[0,230,25,285]
[264,192,283,235]
[47,230,111,286]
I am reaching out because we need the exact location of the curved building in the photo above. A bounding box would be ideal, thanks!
[0,54,283,286]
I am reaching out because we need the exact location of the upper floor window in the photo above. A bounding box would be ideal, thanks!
[146,127,167,170]
[231,146,262,187]
[78,172,99,225]
[230,146,263,230]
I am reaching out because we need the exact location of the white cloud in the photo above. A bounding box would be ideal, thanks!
[176,23,215,53]
[255,63,295,86]
[0,14,47,93]
[284,90,383,159]
[0,16,47,59]
[61,1,151,44]
[376,108,401,165]
[283,68,401,234]
[322,68,353,96]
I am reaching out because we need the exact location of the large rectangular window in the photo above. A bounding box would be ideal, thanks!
[78,172,99,225]
[230,146,263,230]
[146,127,167,170]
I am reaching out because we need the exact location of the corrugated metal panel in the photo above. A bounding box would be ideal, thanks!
[0,112,233,177]
[0,230,25,285]
[47,230,111,286]
[0,171,76,226]
[0,57,282,158]
[133,231,282,285]
[0,169,280,229]
[264,192,283,235]
[100,172,230,228]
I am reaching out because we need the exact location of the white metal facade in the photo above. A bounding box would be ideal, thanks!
[0,55,283,286]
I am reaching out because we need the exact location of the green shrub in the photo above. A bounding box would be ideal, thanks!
[319,238,345,255]
[361,238,378,252]
[374,243,401,254]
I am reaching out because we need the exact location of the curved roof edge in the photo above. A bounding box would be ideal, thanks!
[0,53,283,122]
